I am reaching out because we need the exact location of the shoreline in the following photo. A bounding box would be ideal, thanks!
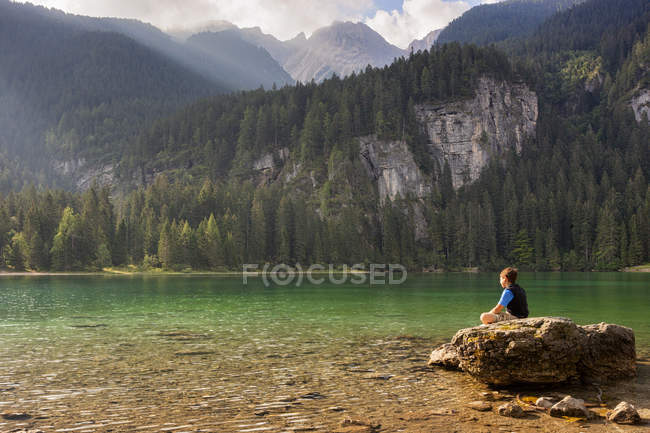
[1,266,649,276]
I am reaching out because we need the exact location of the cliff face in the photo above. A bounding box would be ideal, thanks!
[631,88,650,124]
[359,77,538,201]
[417,77,538,189]
[359,137,431,204]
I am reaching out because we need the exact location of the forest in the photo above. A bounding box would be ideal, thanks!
[0,0,648,272]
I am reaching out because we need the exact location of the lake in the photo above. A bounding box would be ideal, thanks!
[0,272,648,432]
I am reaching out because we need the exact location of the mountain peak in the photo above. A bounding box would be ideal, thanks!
[283,20,403,83]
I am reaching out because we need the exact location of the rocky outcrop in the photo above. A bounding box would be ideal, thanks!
[358,77,537,202]
[53,158,115,191]
[416,77,537,189]
[252,147,290,185]
[253,147,289,172]
[359,136,431,204]
[407,29,441,53]
[631,89,650,124]
[428,317,636,385]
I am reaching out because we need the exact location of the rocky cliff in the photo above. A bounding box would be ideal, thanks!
[358,77,538,202]
[359,137,431,204]
[631,88,650,124]
[417,77,538,189]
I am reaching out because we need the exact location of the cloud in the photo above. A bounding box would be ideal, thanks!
[22,0,491,46]
[364,0,471,48]
[23,0,373,41]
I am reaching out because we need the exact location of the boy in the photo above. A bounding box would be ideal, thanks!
[480,267,529,324]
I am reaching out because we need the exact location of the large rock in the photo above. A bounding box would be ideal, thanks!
[428,317,636,385]
[579,322,636,382]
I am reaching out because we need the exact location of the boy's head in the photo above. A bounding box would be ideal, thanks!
[499,267,518,287]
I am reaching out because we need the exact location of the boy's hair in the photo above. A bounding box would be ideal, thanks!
[500,267,518,284]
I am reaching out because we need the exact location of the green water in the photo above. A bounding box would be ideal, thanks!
[0,272,648,431]
[0,272,649,347]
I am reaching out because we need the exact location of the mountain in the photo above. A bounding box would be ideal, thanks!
[100,0,647,273]
[48,10,294,90]
[185,30,294,90]
[407,29,442,53]
[0,0,648,273]
[173,21,404,83]
[168,21,305,69]
[237,27,308,66]
[437,0,586,46]
[283,21,405,83]
[0,0,222,188]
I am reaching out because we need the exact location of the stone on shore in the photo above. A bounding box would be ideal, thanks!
[428,317,636,385]
[606,401,641,425]
[497,402,525,418]
[549,396,590,419]
[535,397,555,409]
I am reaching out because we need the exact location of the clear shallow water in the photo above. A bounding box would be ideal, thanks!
[0,272,648,432]
[1,272,648,346]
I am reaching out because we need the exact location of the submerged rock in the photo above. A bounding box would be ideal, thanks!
[428,317,636,385]
[427,343,459,369]
[607,401,641,425]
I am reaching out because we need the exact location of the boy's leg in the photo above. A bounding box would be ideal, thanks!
[480,312,497,324]
[481,311,517,324]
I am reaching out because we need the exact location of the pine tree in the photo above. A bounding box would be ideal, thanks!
[50,207,79,271]
[594,205,619,270]
[249,197,266,263]
[157,219,173,269]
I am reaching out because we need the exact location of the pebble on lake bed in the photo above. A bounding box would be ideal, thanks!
[497,402,525,418]
[535,396,555,409]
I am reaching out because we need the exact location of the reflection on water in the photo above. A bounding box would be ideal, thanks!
[0,273,648,431]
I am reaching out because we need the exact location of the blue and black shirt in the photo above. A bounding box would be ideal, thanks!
[497,283,529,318]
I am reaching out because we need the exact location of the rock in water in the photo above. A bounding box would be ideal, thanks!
[606,401,641,424]
[427,343,459,369]
[428,317,635,385]
[549,396,590,419]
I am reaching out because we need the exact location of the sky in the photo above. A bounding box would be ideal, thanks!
[16,0,501,49]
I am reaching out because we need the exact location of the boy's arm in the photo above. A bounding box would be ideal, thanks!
[490,289,513,314]
[489,303,505,314]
